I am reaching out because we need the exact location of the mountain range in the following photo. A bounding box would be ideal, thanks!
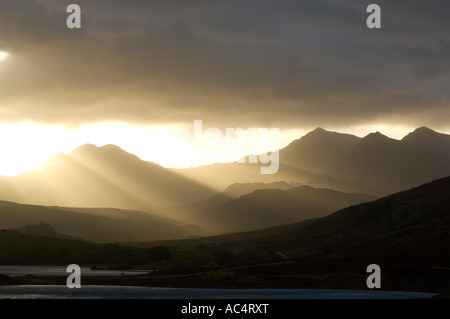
[308,127,450,196]
[0,126,449,241]
[178,126,450,197]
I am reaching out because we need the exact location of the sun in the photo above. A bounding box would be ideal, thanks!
[0,51,8,61]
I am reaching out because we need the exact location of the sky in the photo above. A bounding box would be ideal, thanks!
[0,0,449,176]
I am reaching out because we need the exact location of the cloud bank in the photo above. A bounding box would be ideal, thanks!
[0,0,448,129]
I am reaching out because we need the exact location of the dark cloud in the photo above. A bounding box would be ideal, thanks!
[0,0,448,129]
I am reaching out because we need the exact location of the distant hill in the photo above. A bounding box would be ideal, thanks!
[222,181,295,198]
[190,185,376,234]
[0,200,207,243]
[185,181,296,212]
[173,162,315,192]
[16,223,82,241]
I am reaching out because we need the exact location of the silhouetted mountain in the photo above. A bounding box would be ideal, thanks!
[0,144,216,213]
[0,200,206,243]
[191,185,375,233]
[402,126,450,156]
[175,128,361,190]
[178,127,450,197]
[309,128,450,196]
[279,127,361,174]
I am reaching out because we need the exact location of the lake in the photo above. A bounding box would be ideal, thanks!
[0,265,151,277]
[0,265,438,299]
[0,285,438,299]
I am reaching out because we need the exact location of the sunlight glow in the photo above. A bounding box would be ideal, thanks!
[0,51,8,61]
[0,121,436,177]
[0,122,298,177]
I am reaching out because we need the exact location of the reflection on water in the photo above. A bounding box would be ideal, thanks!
[0,265,151,277]
[0,285,438,299]
[0,266,439,299]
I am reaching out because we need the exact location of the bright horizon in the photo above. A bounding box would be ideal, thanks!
[0,121,445,177]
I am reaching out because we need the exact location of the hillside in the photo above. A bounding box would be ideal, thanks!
[0,200,206,243]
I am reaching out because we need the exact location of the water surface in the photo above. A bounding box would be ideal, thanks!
[0,285,438,299]
[0,265,150,277]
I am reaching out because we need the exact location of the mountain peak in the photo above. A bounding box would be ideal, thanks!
[414,126,435,134]
[402,126,438,141]
[99,144,126,152]
[364,131,389,140]
[75,143,98,151]
[70,143,128,156]
[305,127,334,137]
[357,131,395,148]
[312,127,326,133]
[402,127,450,153]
